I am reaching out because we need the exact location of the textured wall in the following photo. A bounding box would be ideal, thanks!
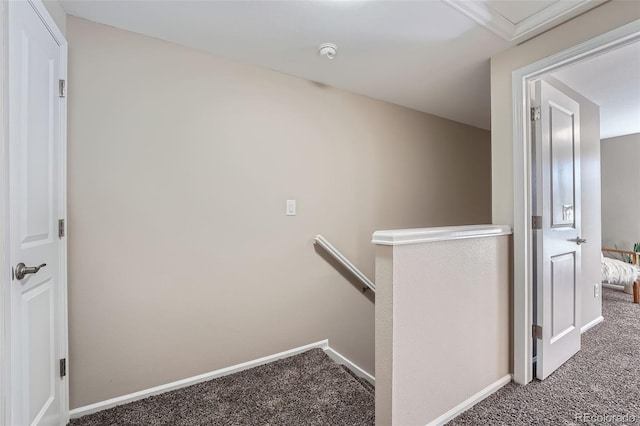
[374,246,393,426]
[601,133,640,251]
[376,233,511,425]
[66,17,492,408]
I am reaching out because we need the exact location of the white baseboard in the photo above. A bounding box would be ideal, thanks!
[581,316,604,334]
[324,347,375,386]
[69,339,330,419]
[426,374,512,426]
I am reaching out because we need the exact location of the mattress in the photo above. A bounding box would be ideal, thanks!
[602,255,640,285]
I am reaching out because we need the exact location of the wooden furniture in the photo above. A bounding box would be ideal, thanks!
[602,248,640,304]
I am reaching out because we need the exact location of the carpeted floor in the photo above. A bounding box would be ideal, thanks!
[448,288,640,425]
[68,349,374,426]
[69,289,638,426]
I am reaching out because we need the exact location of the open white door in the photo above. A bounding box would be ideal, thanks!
[6,1,68,424]
[533,80,582,380]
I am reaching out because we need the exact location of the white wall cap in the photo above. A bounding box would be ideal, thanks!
[372,224,512,246]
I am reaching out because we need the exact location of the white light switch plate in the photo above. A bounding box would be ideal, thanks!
[286,200,296,216]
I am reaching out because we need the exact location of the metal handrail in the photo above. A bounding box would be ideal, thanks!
[314,235,375,293]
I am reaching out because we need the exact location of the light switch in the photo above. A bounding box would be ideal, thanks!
[286,200,296,216]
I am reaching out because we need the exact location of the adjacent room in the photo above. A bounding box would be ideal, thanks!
[549,41,640,304]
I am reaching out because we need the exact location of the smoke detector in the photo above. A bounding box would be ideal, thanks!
[318,43,338,60]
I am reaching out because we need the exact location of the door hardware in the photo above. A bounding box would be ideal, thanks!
[14,263,46,280]
[532,324,542,339]
[573,237,587,245]
[532,216,542,230]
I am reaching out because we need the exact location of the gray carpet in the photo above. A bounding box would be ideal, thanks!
[68,349,374,426]
[448,288,640,425]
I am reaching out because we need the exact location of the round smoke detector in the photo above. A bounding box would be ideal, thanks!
[318,43,338,60]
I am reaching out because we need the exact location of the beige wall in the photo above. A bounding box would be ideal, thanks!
[542,76,603,327]
[67,17,492,408]
[491,1,640,226]
[601,133,640,250]
[374,246,393,426]
[375,234,511,425]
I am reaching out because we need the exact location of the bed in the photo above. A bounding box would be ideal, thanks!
[601,248,640,304]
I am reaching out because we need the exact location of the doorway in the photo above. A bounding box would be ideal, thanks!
[512,21,640,385]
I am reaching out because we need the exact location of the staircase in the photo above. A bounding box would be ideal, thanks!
[68,349,374,426]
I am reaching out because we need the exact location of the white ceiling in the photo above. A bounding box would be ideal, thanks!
[60,0,604,130]
[552,41,640,139]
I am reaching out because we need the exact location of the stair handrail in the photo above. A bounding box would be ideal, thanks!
[314,235,375,293]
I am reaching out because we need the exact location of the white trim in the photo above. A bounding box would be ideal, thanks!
[511,20,640,385]
[442,0,514,41]
[581,316,604,334]
[70,340,330,419]
[442,0,605,43]
[372,225,511,246]
[425,374,512,426]
[324,347,375,386]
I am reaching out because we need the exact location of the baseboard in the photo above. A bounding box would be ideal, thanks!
[425,374,512,426]
[581,316,604,334]
[69,339,329,419]
[324,347,375,386]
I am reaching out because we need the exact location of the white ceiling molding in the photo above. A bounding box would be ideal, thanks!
[441,0,607,43]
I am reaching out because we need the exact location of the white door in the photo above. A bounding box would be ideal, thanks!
[7,1,68,424]
[532,80,582,380]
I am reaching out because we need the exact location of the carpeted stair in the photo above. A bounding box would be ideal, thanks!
[68,348,374,426]
[340,365,375,396]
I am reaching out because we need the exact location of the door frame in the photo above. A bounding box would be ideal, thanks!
[1,0,69,423]
[512,19,640,385]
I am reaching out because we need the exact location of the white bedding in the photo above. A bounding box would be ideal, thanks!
[601,254,640,285]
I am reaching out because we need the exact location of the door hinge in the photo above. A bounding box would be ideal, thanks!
[532,325,542,340]
[530,106,541,121]
[58,219,65,238]
[532,215,542,230]
[59,79,66,98]
[60,358,66,378]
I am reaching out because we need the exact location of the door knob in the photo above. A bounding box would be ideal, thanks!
[574,237,587,245]
[14,263,46,280]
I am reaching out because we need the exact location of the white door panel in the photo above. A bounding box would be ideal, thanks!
[550,252,576,342]
[7,1,67,424]
[533,80,582,380]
